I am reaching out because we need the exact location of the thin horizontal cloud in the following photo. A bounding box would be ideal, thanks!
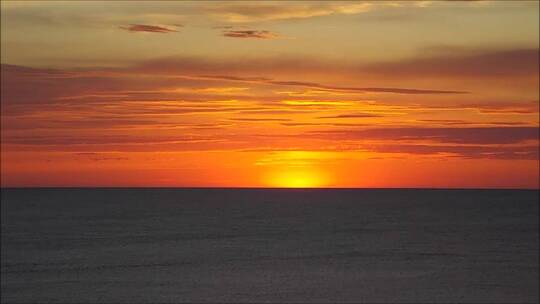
[365,143,539,160]
[129,47,538,80]
[122,49,536,90]
[202,75,467,95]
[416,119,474,125]
[222,30,279,39]
[0,117,163,130]
[281,122,371,128]
[472,102,539,114]
[364,48,539,78]
[415,119,529,126]
[307,127,540,145]
[77,154,130,162]
[120,24,179,33]
[229,118,291,122]
[0,64,281,114]
[317,113,383,119]
[2,134,222,146]
[285,80,468,94]
[415,101,539,115]
[203,2,373,23]
[235,134,539,160]
[213,25,236,29]
[1,63,468,118]
[237,109,310,115]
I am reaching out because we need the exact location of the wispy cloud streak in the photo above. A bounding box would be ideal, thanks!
[120,24,179,33]
[222,30,279,39]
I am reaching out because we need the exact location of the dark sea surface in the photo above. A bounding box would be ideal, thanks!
[1,188,538,303]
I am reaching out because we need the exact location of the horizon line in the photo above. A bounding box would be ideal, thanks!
[1,186,538,191]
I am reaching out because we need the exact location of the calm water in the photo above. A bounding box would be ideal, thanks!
[1,189,538,303]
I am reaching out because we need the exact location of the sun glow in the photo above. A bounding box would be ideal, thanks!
[265,169,328,188]
[266,168,328,188]
[258,151,336,188]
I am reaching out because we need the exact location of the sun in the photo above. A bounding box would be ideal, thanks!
[265,169,327,188]
[258,151,334,188]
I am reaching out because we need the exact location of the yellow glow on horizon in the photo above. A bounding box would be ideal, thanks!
[265,170,327,188]
[257,151,336,187]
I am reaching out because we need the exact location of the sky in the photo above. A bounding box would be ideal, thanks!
[1,0,539,188]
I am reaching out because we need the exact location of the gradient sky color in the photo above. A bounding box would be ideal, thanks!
[1,1,539,188]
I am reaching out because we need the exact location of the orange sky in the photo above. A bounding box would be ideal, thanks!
[1,1,539,188]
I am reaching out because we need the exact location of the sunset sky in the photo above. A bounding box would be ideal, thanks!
[1,0,539,188]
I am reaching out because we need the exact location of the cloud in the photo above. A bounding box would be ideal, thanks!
[2,134,221,146]
[120,24,179,33]
[127,48,537,85]
[1,62,467,118]
[202,75,467,95]
[268,80,467,94]
[414,119,529,126]
[365,143,539,160]
[1,60,534,124]
[2,62,537,161]
[281,122,371,128]
[317,113,384,119]
[203,2,373,23]
[0,117,163,130]
[469,101,539,114]
[229,118,291,122]
[412,101,539,114]
[364,48,539,78]
[236,109,310,115]
[75,152,130,162]
[222,30,279,39]
[0,64,275,111]
[307,127,539,145]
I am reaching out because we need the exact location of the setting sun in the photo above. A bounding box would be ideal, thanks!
[265,169,327,188]
[257,151,333,188]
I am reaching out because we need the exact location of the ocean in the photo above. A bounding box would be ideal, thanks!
[1,188,538,303]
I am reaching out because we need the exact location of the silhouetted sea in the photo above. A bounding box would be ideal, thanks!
[1,188,538,303]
